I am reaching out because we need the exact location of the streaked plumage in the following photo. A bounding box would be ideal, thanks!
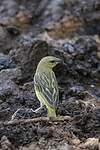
[34,56,61,117]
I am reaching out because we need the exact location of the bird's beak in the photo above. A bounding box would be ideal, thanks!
[57,58,67,67]
[56,58,63,64]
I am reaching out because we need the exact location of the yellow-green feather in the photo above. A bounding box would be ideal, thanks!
[34,56,60,118]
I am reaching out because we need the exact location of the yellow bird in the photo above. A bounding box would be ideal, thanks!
[34,56,62,118]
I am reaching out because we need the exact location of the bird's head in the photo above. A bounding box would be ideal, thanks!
[37,56,62,70]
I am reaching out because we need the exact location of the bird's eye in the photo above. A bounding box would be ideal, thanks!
[50,60,55,63]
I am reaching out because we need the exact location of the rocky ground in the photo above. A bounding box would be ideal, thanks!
[0,0,100,149]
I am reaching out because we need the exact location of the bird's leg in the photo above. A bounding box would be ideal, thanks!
[11,108,21,120]
[30,102,43,113]
[11,103,43,120]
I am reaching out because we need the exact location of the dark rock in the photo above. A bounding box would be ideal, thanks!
[6,26,20,36]
[73,108,100,138]
[63,42,75,54]
[0,68,22,120]
[10,38,49,82]
[0,26,12,53]
[37,127,53,139]
[0,122,37,146]
[68,85,85,99]
[58,97,86,117]
[61,36,100,82]
[0,68,22,82]
[0,53,12,70]
[0,0,17,19]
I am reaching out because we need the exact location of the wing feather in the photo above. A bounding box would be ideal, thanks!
[34,71,59,108]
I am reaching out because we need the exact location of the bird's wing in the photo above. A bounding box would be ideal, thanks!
[34,71,59,108]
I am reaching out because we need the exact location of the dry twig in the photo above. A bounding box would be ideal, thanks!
[5,116,72,126]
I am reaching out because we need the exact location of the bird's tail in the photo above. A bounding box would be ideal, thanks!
[47,107,56,118]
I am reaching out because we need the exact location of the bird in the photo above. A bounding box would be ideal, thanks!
[34,56,62,118]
